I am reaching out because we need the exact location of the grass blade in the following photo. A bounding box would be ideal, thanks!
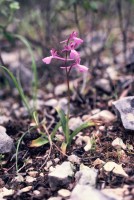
[50,121,61,140]
[56,107,70,143]
[14,34,38,111]
[1,65,31,114]
[69,121,95,145]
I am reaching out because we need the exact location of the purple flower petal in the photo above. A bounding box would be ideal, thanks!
[42,56,53,64]
[77,64,88,72]
[70,50,80,60]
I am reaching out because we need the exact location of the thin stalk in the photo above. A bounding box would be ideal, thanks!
[65,38,71,119]
[64,38,71,144]
[65,68,70,118]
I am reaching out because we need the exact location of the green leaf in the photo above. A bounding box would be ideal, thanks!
[33,111,39,125]
[0,66,31,115]
[29,120,61,148]
[51,121,61,140]
[10,2,20,10]
[30,136,49,147]
[90,2,99,11]
[56,107,70,143]
[56,107,67,135]
[69,121,95,145]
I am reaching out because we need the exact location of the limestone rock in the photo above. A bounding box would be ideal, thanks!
[112,137,126,150]
[48,161,75,190]
[112,96,134,131]
[75,164,98,187]
[89,110,116,124]
[0,187,14,198]
[58,189,71,198]
[0,126,14,154]
[69,185,116,200]
[103,161,128,177]
[68,117,83,131]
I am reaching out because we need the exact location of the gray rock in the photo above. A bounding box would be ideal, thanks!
[95,79,112,93]
[0,126,14,154]
[112,96,134,131]
[75,165,98,187]
[68,117,83,131]
[48,161,75,190]
[69,185,116,200]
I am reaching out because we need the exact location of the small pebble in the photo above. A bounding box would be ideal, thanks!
[58,189,71,197]
[20,186,32,193]
[99,126,105,131]
[68,154,80,164]
[25,176,36,183]
[28,171,38,177]
[48,197,62,200]
[33,190,40,196]
[14,174,24,182]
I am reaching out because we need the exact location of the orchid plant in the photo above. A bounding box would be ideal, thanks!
[42,31,88,117]
[30,31,95,153]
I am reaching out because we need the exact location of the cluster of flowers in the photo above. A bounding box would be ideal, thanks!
[42,31,88,72]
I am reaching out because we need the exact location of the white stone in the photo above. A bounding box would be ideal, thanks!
[33,190,40,195]
[75,164,98,187]
[25,175,36,183]
[69,184,114,200]
[58,189,71,197]
[0,187,14,198]
[28,171,38,177]
[48,197,62,200]
[45,99,58,107]
[68,117,83,131]
[112,96,134,131]
[112,137,126,150]
[68,155,80,164]
[14,174,24,182]
[20,186,32,193]
[0,126,14,154]
[48,161,75,190]
[89,110,116,124]
[103,161,128,177]
[83,136,92,151]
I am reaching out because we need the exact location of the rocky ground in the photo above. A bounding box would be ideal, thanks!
[0,30,134,200]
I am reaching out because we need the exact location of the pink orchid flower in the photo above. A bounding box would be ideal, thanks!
[60,50,88,72]
[73,63,88,72]
[42,49,72,64]
[60,63,88,72]
[42,31,88,72]
[70,49,80,61]
[60,53,88,72]
[60,31,83,49]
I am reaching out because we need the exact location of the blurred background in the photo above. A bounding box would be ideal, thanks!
[0,0,133,96]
